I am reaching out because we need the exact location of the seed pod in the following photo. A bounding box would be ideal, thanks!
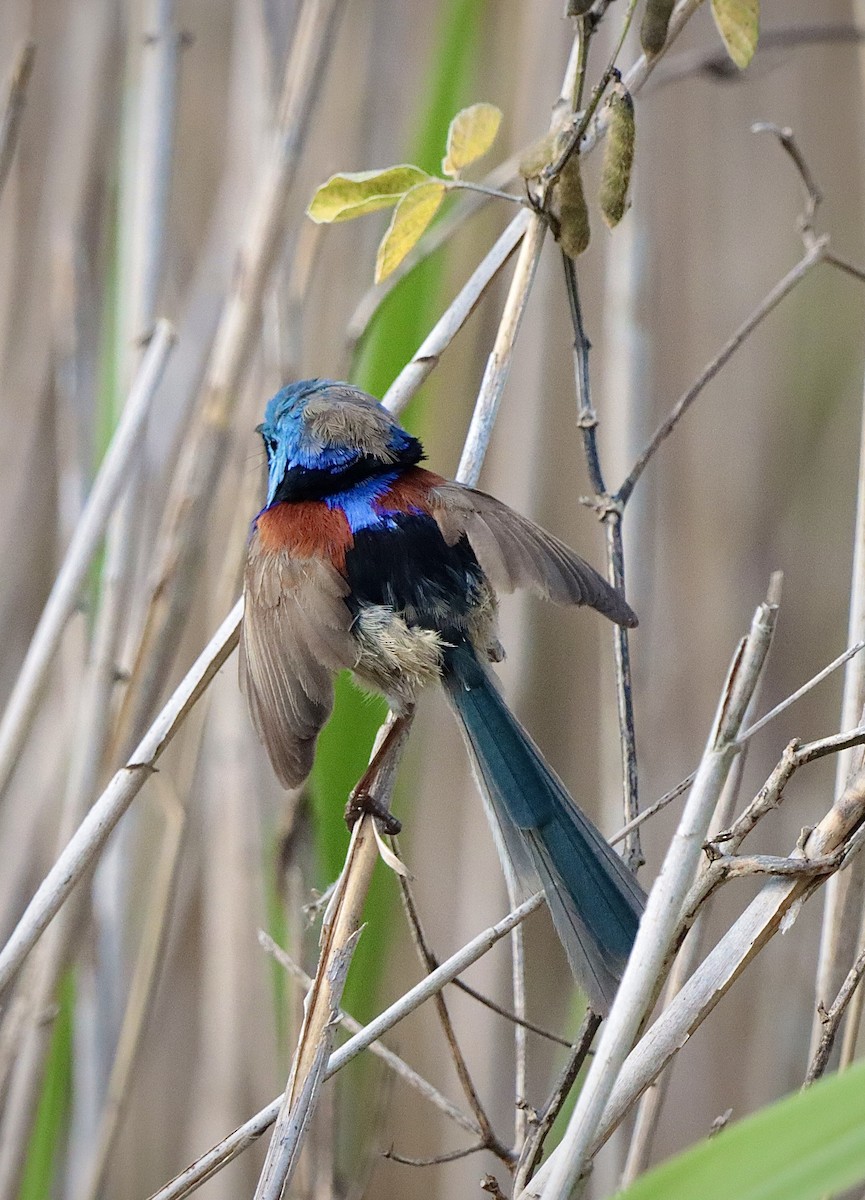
[556,152,590,259]
[518,129,563,180]
[566,0,595,15]
[599,87,635,228]
[640,0,675,56]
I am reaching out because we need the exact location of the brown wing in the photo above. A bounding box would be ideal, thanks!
[241,539,358,788]
[430,482,637,628]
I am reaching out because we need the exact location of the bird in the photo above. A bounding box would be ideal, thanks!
[241,379,645,1013]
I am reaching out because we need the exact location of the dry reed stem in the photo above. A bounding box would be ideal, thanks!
[77,0,183,817]
[0,599,241,998]
[0,321,175,800]
[113,0,344,759]
[618,685,764,1187]
[538,578,781,1200]
[73,789,186,1200]
[381,208,531,416]
[812,369,865,1060]
[260,932,483,1137]
[146,893,544,1200]
[523,733,865,1197]
[253,716,408,1197]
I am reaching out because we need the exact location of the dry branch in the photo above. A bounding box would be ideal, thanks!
[146,894,544,1200]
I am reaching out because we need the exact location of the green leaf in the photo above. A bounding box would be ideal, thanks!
[442,101,503,177]
[710,0,759,69]
[617,1059,865,1200]
[374,181,446,282]
[307,165,431,223]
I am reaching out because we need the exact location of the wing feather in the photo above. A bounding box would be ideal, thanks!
[430,483,637,627]
[241,540,357,788]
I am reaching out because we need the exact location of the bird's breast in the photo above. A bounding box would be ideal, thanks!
[253,500,354,571]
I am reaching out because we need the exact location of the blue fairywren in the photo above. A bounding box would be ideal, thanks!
[241,380,645,1013]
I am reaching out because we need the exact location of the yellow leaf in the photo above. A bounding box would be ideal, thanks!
[374,182,446,283]
[307,165,430,223]
[710,0,759,69]
[441,103,503,178]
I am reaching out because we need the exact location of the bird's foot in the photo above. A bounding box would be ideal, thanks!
[344,790,402,836]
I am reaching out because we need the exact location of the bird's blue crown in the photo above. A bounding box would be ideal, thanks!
[258,379,424,508]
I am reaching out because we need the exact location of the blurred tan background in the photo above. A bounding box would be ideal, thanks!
[1,1,864,1197]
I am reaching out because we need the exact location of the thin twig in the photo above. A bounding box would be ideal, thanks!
[610,640,865,848]
[259,932,482,1137]
[650,23,865,89]
[383,1142,486,1167]
[397,871,511,1164]
[740,640,865,744]
[513,1010,602,1194]
[146,894,544,1200]
[449,977,572,1048]
[617,239,828,505]
[564,257,642,869]
[751,123,822,239]
[805,940,865,1086]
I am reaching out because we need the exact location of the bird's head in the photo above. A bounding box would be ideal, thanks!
[257,380,423,507]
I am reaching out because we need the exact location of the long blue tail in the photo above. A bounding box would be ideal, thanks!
[442,642,645,1014]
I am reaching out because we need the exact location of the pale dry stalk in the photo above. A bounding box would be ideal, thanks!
[0,321,175,800]
[147,893,544,1200]
[113,0,345,761]
[537,579,780,1200]
[524,739,865,1197]
[812,374,865,1061]
[0,599,242,998]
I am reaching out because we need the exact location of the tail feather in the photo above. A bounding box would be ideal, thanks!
[442,643,645,1014]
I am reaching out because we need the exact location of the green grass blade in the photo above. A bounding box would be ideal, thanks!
[18,971,74,1200]
[618,1059,865,1200]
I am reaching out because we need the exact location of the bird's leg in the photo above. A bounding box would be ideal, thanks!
[345,710,413,835]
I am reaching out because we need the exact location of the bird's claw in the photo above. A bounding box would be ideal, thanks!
[345,791,402,836]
